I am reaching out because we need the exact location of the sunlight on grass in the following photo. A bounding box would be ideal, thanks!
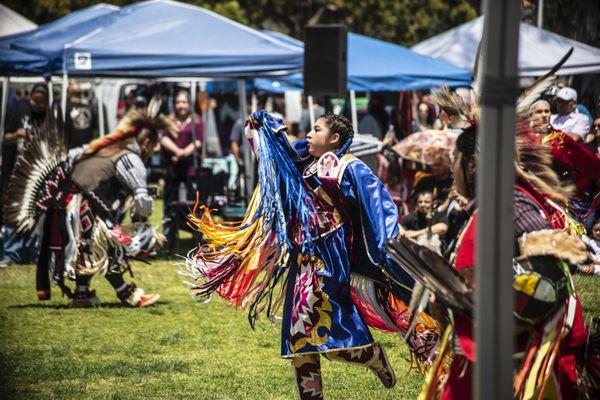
[1,197,598,399]
[0,261,425,399]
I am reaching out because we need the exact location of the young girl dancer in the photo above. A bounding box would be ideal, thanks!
[183,111,437,399]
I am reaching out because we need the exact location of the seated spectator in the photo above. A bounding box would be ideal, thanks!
[410,153,453,207]
[436,187,471,258]
[584,117,600,155]
[390,106,409,139]
[529,99,551,136]
[579,216,600,275]
[550,87,590,142]
[400,191,448,255]
[400,191,448,236]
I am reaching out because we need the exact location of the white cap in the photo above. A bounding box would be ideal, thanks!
[555,87,577,102]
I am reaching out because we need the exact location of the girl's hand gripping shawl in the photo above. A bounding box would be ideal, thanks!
[181,110,322,327]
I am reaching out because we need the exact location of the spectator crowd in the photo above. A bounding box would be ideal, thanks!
[1,80,599,276]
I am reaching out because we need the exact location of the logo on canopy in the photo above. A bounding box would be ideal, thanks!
[74,53,92,70]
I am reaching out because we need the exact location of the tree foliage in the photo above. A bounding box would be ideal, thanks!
[3,0,477,47]
[4,1,596,49]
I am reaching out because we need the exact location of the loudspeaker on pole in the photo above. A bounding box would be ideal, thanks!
[304,25,347,97]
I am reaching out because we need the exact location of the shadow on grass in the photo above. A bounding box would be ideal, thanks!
[9,301,172,309]
[0,356,195,382]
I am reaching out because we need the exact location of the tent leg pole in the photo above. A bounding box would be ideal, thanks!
[350,90,358,134]
[308,95,315,128]
[190,80,198,191]
[48,80,54,106]
[238,81,248,119]
[251,92,257,113]
[0,76,9,166]
[237,79,252,200]
[475,1,520,399]
[198,81,207,161]
[97,81,105,136]
[61,72,68,121]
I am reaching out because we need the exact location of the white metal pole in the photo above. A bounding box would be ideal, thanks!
[475,1,520,399]
[48,80,54,106]
[237,79,253,197]
[0,77,9,165]
[197,81,208,162]
[251,92,257,113]
[190,80,199,165]
[238,81,248,118]
[61,72,68,121]
[537,0,544,28]
[350,90,358,134]
[307,95,315,128]
[96,82,105,137]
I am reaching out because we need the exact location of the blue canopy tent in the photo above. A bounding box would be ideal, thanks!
[253,75,303,93]
[0,3,118,48]
[348,33,471,90]
[0,4,120,75]
[1,1,305,192]
[63,0,303,78]
[0,48,48,76]
[57,0,306,193]
[0,4,121,163]
[255,31,472,93]
[254,31,472,133]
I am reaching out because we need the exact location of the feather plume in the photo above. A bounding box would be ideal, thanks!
[471,39,484,103]
[517,229,588,265]
[4,110,68,234]
[85,95,177,156]
[516,47,573,116]
[431,86,472,126]
[515,121,572,204]
[146,96,162,119]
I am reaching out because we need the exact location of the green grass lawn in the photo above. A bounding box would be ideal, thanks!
[0,261,424,400]
[1,267,597,400]
[0,198,424,400]
[0,197,598,399]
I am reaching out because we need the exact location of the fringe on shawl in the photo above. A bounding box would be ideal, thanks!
[181,111,325,327]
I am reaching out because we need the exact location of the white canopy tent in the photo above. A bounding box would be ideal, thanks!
[0,4,37,36]
[412,15,600,76]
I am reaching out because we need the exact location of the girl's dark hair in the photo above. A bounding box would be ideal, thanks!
[456,125,477,157]
[317,113,354,156]
[456,124,478,198]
